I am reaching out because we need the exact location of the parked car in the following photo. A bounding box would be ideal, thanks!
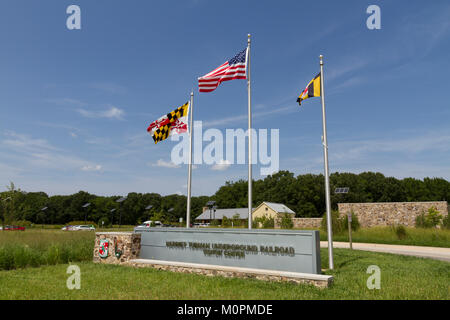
[4,225,25,231]
[142,220,163,227]
[74,225,95,231]
[61,225,76,231]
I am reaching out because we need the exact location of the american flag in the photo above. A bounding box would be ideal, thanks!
[198,48,247,93]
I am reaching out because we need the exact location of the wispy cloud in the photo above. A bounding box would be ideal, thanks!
[3,131,59,152]
[1,131,103,173]
[81,164,103,172]
[77,105,125,120]
[151,159,181,168]
[331,132,450,162]
[211,159,231,171]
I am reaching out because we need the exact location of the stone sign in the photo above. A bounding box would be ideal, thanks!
[134,227,321,274]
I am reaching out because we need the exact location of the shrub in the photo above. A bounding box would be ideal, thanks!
[232,214,243,227]
[97,217,111,228]
[342,212,360,231]
[210,219,220,226]
[321,210,345,234]
[442,215,450,230]
[277,213,294,229]
[222,217,231,227]
[253,215,274,229]
[12,220,32,227]
[392,225,408,240]
[415,207,443,228]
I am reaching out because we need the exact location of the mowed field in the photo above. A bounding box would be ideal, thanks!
[0,229,449,299]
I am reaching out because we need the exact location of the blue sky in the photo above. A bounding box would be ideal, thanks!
[0,0,449,196]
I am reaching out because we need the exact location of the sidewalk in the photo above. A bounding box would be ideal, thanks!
[320,241,450,262]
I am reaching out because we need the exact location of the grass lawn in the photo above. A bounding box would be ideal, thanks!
[0,248,448,300]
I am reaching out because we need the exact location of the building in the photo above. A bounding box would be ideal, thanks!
[252,202,295,220]
[195,202,295,225]
[195,207,248,224]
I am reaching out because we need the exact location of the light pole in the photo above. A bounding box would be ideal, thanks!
[110,208,116,227]
[168,208,174,224]
[1,196,11,230]
[82,202,91,224]
[145,205,153,222]
[206,201,216,225]
[41,206,48,228]
[116,197,127,229]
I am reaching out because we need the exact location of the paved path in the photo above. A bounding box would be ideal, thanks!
[320,241,450,262]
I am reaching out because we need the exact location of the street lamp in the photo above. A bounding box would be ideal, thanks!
[82,202,91,224]
[110,208,116,227]
[1,196,12,230]
[145,205,153,221]
[41,206,48,228]
[116,197,127,228]
[206,201,216,224]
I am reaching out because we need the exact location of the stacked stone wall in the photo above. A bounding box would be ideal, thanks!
[338,201,448,227]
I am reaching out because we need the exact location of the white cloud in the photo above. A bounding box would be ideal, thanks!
[151,159,181,168]
[211,159,231,171]
[3,131,59,152]
[81,165,103,172]
[77,106,125,120]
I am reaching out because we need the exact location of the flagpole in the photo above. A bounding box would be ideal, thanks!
[186,91,194,228]
[319,54,334,269]
[247,34,252,230]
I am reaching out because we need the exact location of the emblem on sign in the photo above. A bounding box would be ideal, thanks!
[99,239,109,259]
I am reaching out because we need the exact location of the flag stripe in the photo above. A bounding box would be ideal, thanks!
[198,48,247,93]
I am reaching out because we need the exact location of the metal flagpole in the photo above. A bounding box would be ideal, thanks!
[247,34,252,230]
[186,91,194,228]
[319,54,334,269]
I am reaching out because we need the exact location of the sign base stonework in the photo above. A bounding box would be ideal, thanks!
[93,232,141,264]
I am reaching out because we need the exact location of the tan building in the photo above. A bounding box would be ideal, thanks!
[252,202,295,220]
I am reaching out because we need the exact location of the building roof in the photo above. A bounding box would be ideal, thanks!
[195,208,248,221]
[260,202,295,214]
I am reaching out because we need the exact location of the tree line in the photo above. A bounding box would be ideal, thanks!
[1,171,448,226]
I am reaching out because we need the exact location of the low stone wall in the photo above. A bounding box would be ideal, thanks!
[93,232,141,264]
[338,201,448,228]
[275,218,322,229]
[128,259,333,288]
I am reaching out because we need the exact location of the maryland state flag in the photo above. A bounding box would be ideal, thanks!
[297,73,321,105]
[147,102,189,144]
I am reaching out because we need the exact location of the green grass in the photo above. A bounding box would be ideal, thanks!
[0,248,448,299]
[317,226,450,248]
[0,229,95,270]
